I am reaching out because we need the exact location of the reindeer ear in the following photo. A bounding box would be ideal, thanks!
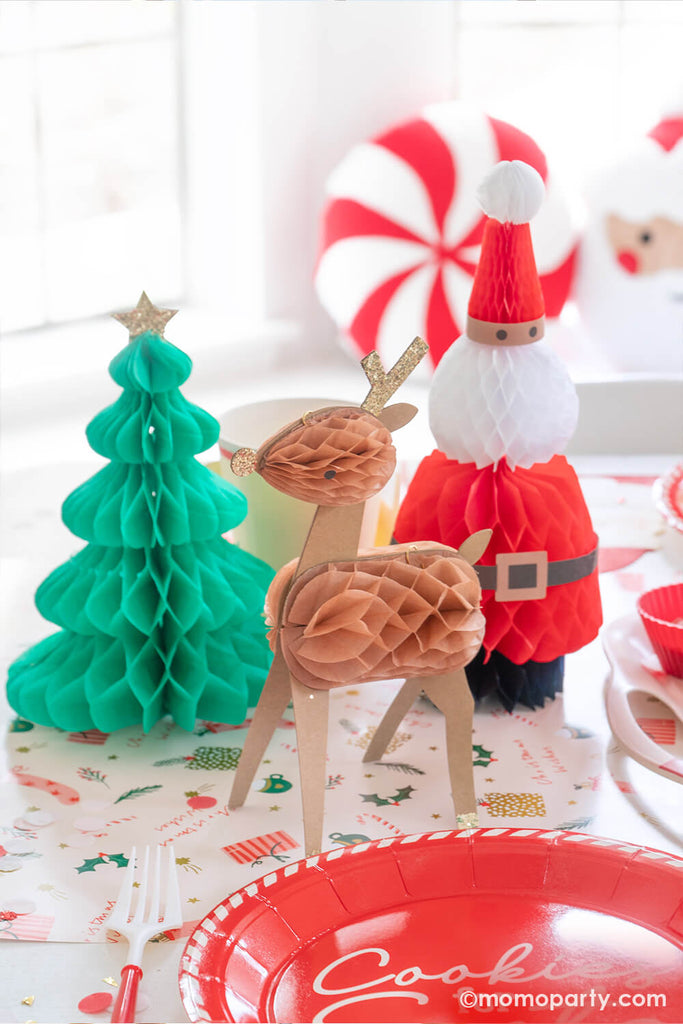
[377,403,417,432]
[457,529,492,565]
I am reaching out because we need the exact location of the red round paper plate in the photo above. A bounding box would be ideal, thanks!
[179,829,683,1023]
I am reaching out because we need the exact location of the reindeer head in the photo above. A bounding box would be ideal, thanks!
[230,338,428,506]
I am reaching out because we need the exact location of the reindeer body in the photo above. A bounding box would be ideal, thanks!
[228,340,489,855]
[269,542,484,688]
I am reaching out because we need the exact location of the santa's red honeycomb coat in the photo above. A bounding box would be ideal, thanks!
[394,452,602,664]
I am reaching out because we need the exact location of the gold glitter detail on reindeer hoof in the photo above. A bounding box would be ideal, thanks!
[455,811,480,829]
[230,448,258,476]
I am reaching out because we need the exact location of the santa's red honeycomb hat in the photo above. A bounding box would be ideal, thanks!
[468,160,546,326]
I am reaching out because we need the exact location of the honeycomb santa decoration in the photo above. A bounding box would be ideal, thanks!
[315,101,576,372]
[394,160,602,712]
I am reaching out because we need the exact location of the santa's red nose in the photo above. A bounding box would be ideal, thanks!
[617,250,639,274]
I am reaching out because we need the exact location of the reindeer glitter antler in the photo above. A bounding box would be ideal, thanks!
[360,336,429,416]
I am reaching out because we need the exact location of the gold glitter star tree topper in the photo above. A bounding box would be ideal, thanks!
[112,291,178,341]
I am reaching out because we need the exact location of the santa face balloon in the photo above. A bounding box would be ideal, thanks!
[429,161,579,471]
[575,116,683,374]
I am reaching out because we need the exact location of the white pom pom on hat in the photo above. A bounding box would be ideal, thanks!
[476,160,545,225]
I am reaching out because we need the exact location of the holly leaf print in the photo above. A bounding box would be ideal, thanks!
[106,853,130,868]
[76,856,107,874]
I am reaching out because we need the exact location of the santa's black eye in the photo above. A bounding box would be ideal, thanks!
[324,469,336,479]
[529,326,537,337]
[639,231,652,244]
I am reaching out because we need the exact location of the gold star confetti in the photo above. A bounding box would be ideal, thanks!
[132,881,140,888]
[102,977,118,987]
[58,843,69,849]
[364,773,374,778]
[187,897,200,904]
[269,805,281,812]
[429,746,438,751]
[431,813,441,820]
[176,856,201,874]
[263,759,271,765]
[112,291,177,341]
[568,800,577,805]
[36,883,67,901]
[16,745,30,753]
[485,777,495,782]
[108,755,119,760]
[21,996,34,1006]
[346,690,359,696]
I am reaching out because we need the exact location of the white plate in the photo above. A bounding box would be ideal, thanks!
[603,614,683,784]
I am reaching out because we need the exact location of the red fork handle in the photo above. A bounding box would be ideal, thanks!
[111,963,142,1023]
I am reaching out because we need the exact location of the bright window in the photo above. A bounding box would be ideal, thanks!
[1,0,681,359]
[0,0,182,332]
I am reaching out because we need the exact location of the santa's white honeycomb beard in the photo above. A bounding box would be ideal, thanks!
[429,335,579,470]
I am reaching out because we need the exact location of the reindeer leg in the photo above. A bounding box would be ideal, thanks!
[422,670,479,828]
[362,679,423,763]
[229,647,292,809]
[289,676,330,857]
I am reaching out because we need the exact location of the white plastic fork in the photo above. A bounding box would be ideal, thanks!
[107,845,182,1023]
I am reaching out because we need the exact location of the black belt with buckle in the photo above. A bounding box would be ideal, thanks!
[475,547,598,602]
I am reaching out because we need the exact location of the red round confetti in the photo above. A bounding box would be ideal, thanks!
[77,991,113,1014]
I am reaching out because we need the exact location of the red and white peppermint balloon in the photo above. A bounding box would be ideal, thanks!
[316,103,576,370]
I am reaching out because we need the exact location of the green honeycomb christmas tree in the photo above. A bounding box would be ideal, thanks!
[7,293,274,733]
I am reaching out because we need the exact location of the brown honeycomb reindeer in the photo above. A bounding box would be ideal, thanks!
[228,338,490,856]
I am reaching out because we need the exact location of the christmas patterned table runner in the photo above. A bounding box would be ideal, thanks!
[1,469,681,943]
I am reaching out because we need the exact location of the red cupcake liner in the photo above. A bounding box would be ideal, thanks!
[637,583,683,679]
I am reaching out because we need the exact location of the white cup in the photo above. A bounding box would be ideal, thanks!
[218,397,401,570]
